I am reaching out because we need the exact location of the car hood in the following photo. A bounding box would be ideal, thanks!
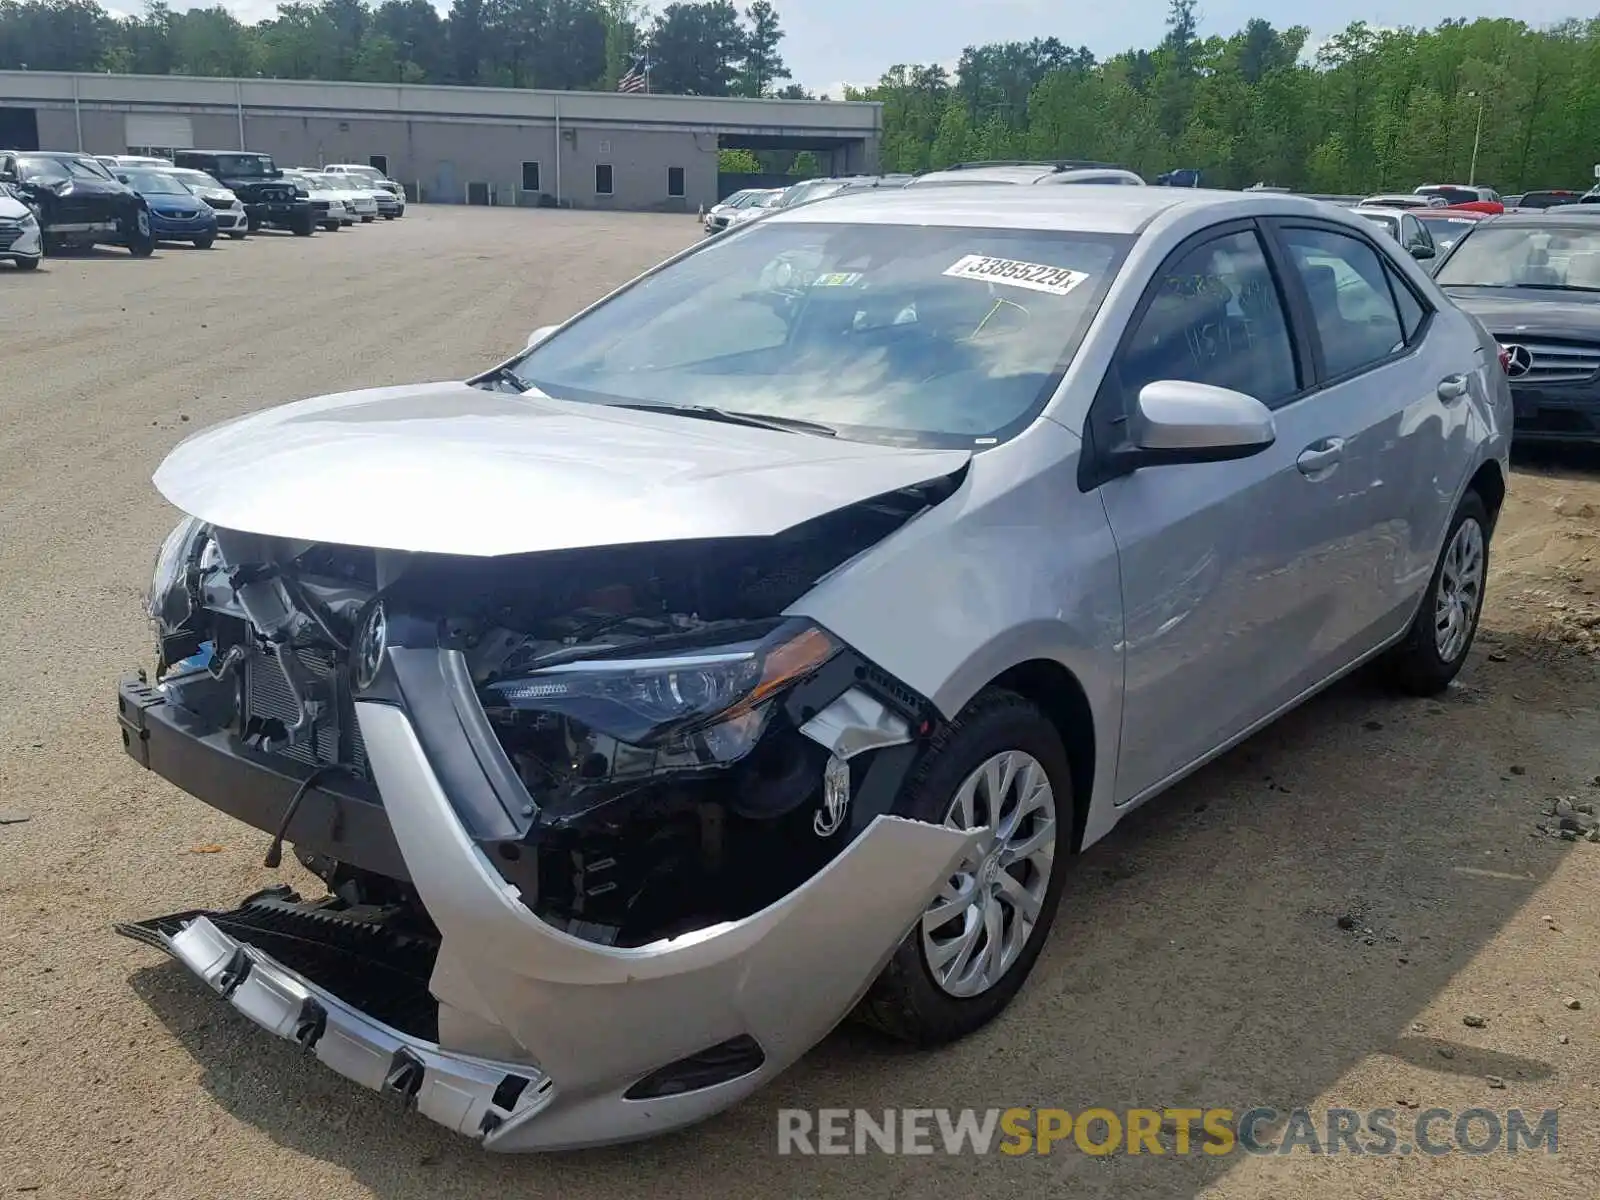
[1445,289,1600,337]
[31,175,132,198]
[0,195,28,219]
[153,381,972,556]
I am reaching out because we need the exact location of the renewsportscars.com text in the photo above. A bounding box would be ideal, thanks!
[776,1107,1559,1156]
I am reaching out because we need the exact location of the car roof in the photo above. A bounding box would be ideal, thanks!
[1483,212,1600,229]
[8,149,94,158]
[1350,205,1408,217]
[762,184,1353,235]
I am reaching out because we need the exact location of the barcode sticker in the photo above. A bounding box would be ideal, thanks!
[943,254,1090,296]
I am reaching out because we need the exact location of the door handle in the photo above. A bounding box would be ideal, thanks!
[1296,437,1345,476]
[1437,373,1469,401]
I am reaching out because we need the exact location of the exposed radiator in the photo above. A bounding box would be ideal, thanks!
[243,647,370,777]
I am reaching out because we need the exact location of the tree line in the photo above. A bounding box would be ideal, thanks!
[0,0,798,97]
[850,4,1600,193]
[4,0,1599,192]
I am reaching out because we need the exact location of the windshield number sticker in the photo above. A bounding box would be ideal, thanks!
[944,255,1089,296]
[811,271,864,287]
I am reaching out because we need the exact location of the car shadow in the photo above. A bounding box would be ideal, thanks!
[125,644,1587,1196]
[40,244,155,262]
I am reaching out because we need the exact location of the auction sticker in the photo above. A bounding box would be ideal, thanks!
[811,271,865,287]
[944,255,1089,296]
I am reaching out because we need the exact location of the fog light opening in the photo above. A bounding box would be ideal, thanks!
[623,1034,767,1101]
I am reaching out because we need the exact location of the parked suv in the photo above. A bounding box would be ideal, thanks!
[321,163,405,218]
[0,150,155,256]
[173,150,313,236]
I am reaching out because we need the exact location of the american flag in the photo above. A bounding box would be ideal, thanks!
[618,55,649,93]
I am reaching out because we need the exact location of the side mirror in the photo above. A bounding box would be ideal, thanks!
[116,173,131,183]
[525,324,559,350]
[1122,380,1276,467]
[1408,241,1435,260]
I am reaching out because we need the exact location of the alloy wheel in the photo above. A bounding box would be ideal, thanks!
[920,750,1058,998]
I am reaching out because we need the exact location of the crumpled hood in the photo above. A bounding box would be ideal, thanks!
[153,382,971,556]
[1445,289,1600,338]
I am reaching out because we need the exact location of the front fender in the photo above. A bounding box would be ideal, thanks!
[789,417,1125,838]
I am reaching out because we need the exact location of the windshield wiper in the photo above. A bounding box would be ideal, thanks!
[610,402,837,437]
[1510,284,1600,293]
[473,365,529,393]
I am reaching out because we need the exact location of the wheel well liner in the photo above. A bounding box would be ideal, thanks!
[1468,460,1506,532]
[989,659,1095,852]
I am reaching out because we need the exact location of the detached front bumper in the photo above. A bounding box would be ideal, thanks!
[117,675,979,1151]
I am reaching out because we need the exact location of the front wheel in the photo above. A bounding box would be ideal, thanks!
[383,212,397,220]
[854,688,1072,1047]
[126,209,155,257]
[322,221,341,232]
[292,216,314,237]
[227,230,246,240]
[13,256,40,271]
[193,233,215,249]
[1380,491,1491,695]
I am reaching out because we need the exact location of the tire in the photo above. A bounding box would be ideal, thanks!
[193,233,215,249]
[383,213,397,220]
[322,221,341,232]
[853,687,1073,1047]
[126,209,156,257]
[13,256,39,271]
[292,213,315,237]
[1380,490,1491,695]
[360,214,375,223]
[246,214,261,233]
[227,230,246,240]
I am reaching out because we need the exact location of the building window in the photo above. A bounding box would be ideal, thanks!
[667,166,685,197]
[522,161,542,192]
[596,164,614,195]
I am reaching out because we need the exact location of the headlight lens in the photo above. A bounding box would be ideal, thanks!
[19,210,37,229]
[146,516,212,632]
[482,621,839,762]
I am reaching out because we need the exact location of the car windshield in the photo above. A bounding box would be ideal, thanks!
[124,170,192,196]
[211,154,277,177]
[180,171,224,190]
[1413,214,1480,252]
[18,155,111,182]
[503,221,1131,449]
[1520,192,1578,209]
[341,167,386,183]
[1418,187,1483,206]
[1436,225,1600,290]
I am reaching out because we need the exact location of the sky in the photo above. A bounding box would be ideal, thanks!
[175,0,1588,97]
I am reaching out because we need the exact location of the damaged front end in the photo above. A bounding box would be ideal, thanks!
[117,474,983,1149]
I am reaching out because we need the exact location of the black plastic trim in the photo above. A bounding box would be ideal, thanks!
[116,673,410,881]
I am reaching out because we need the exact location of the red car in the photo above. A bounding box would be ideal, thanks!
[1440,200,1504,215]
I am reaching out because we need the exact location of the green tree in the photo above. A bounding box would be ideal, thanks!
[735,0,788,97]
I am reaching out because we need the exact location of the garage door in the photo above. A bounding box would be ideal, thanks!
[124,115,194,151]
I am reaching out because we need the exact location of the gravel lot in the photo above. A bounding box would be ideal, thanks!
[1,206,1598,1199]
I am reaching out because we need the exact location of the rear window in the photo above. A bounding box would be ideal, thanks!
[506,221,1134,449]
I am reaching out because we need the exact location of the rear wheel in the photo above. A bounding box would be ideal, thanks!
[1380,491,1490,695]
[854,688,1072,1047]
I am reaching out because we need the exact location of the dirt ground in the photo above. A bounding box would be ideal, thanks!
[1,207,1597,1199]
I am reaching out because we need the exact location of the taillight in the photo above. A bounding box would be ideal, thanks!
[1497,344,1511,373]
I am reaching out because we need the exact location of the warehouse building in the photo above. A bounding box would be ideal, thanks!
[0,71,882,211]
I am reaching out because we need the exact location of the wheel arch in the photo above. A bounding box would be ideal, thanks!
[1467,458,1507,533]
[984,658,1097,854]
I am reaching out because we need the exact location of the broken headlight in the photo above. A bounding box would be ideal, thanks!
[146,515,216,634]
[482,620,839,772]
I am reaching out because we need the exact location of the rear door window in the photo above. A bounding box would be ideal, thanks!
[1279,227,1406,379]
